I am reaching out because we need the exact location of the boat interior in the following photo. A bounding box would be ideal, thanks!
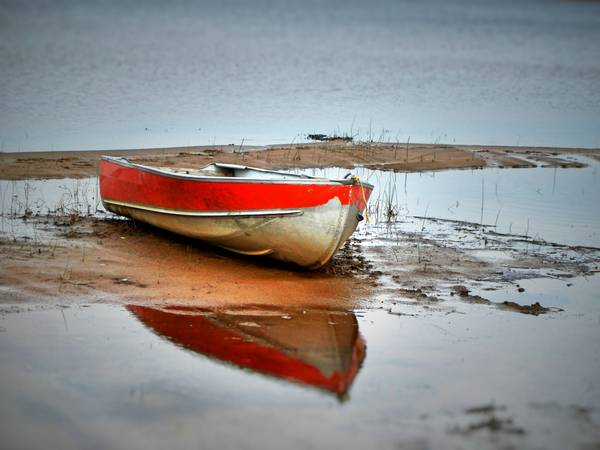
[105,156,359,183]
[157,163,318,180]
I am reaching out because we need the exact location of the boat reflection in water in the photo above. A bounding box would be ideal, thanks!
[128,305,365,397]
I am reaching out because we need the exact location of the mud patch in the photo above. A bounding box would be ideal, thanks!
[499,301,562,315]
[359,209,600,315]
[451,285,491,304]
[448,285,562,315]
[323,239,378,282]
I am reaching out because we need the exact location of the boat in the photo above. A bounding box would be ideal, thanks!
[99,156,373,268]
[128,305,365,397]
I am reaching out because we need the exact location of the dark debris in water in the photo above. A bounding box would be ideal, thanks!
[451,285,491,304]
[529,402,596,423]
[450,285,561,315]
[450,416,526,436]
[466,403,507,415]
[396,287,441,302]
[499,301,562,316]
[452,285,470,297]
[451,403,526,436]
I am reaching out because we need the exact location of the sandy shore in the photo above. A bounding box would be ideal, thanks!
[0,216,374,308]
[1,142,599,310]
[1,141,596,180]
[2,209,597,314]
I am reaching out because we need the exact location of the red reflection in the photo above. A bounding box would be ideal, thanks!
[128,305,365,397]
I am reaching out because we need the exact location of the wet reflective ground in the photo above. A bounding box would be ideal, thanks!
[1,274,599,450]
[1,159,600,448]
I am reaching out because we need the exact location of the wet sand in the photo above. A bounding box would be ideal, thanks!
[2,175,598,315]
[2,211,598,315]
[0,142,594,180]
[0,217,373,308]
[0,143,598,309]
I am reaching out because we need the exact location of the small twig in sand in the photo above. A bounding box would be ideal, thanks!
[480,177,485,228]
[494,208,502,229]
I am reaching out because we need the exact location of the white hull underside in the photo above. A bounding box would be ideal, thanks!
[103,198,361,268]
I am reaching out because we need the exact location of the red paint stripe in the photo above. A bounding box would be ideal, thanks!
[99,159,371,212]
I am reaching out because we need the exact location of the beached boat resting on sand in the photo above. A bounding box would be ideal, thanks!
[99,156,373,268]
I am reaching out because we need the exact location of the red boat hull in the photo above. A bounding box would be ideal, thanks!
[99,157,372,268]
[100,159,369,212]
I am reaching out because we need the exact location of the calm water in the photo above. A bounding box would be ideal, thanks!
[306,156,600,247]
[1,275,599,449]
[1,0,600,151]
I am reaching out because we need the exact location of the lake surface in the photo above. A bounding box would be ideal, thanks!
[1,0,600,151]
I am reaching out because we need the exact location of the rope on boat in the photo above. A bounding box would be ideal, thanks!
[351,175,370,223]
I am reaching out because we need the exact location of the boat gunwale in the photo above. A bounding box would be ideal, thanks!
[100,156,375,190]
